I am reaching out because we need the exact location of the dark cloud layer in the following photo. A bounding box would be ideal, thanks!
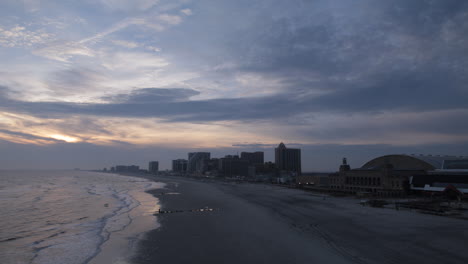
[1,85,467,124]
[167,0,468,114]
[0,129,63,143]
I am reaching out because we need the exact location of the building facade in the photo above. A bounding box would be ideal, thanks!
[172,159,187,173]
[148,161,159,174]
[219,155,249,177]
[187,152,211,173]
[275,142,301,175]
[240,152,264,165]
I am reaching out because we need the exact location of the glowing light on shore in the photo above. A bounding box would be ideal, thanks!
[49,134,79,143]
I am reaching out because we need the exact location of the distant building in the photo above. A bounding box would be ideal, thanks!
[240,152,264,177]
[219,155,249,177]
[127,165,139,172]
[115,165,140,172]
[203,158,220,176]
[115,165,127,172]
[241,152,264,165]
[275,142,301,175]
[329,154,468,197]
[148,161,159,174]
[411,170,468,196]
[187,152,211,173]
[172,159,188,173]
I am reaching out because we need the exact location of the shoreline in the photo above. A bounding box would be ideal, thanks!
[85,172,164,264]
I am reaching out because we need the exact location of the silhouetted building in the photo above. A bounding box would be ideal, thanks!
[172,159,188,172]
[115,165,140,172]
[263,161,277,173]
[275,142,301,175]
[410,170,468,195]
[203,158,220,176]
[115,165,127,172]
[240,151,264,177]
[241,152,264,165]
[219,155,249,177]
[128,165,139,172]
[329,154,468,196]
[188,152,211,173]
[148,161,159,174]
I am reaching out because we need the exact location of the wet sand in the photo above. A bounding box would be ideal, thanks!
[132,175,468,264]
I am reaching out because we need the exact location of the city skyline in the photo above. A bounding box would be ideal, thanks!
[1,0,468,171]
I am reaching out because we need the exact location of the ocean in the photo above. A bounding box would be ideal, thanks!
[0,170,163,264]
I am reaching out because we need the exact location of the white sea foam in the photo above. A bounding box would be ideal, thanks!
[0,170,163,264]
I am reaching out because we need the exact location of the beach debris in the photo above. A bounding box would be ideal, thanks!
[154,206,219,215]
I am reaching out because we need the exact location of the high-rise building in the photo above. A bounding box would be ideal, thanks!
[172,159,188,172]
[275,142,301,174]
[219,155,249,177]
[187,152,211,173]
[240,152,264,165]
[148,161,159,174]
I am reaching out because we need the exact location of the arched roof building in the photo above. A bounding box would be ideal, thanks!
[361,154,468,171]
[329,154,468,196]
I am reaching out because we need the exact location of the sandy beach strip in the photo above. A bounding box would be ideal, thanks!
[132,175,468,264]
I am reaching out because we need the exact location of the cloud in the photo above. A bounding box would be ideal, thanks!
[97,0,160,11]
[145,45,161,52]
[0,25,54,47]
[180,9,192,16]
[79,17,147,45]
[33,41,94,62]
[102,88,199,103]
[2,0,468,151]
[0,129,64,144]
[230,142,306,148]
[100,51,169,71]
[47,68,107,97]
[112,39,140,48]
[157,14,183,25]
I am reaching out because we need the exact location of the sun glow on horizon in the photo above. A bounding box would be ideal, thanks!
[49,134,79,143]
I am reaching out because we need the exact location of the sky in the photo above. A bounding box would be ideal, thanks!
[1,0,468,171]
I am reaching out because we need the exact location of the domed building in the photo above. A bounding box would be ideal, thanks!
[329,154,468,196]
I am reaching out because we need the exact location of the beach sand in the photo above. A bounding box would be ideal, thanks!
[132,175,468,264]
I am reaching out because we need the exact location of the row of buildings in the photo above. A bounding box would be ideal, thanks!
[170,143,301,179]
[109,144,467,198]
[106,165,141,173]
